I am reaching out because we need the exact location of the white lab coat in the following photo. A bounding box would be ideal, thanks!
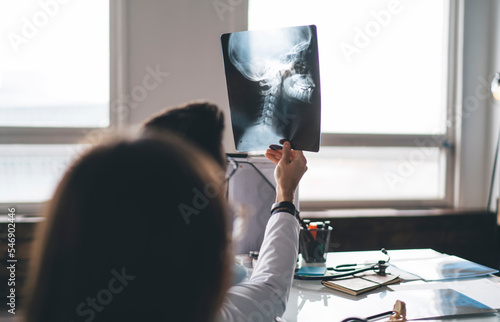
[218,212,300,321]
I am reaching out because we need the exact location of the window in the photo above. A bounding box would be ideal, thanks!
[0,0,112,213]
[249,0,460,209]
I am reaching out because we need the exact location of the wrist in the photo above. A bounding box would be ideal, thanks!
[271,201,299,221]
[276,186,294,203]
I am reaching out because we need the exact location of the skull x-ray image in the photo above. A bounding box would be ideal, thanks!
[221,25,321,152]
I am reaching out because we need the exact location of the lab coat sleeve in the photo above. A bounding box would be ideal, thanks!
[218,212,300,321]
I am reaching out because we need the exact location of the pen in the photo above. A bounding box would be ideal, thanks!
[309,222,317,240]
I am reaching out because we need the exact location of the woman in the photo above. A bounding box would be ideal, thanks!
[23,133,307,321]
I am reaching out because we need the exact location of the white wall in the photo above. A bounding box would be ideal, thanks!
[485,0,500,211]
[457,0,500,209]
[124,0,248,152]
[122,0,500,209]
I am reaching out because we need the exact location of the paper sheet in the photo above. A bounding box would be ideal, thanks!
[391,255,498,281]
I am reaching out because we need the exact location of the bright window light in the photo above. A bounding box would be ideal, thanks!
[0,0,109,127]
[249,0,450,203]
[0,144,90,203]
[249,0,448,135]
[301,147,446,201]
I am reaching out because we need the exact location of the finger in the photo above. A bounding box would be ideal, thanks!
[265,149,282,163]
[280,141,291,164]
[291,150,307,168]
[266,149,282,158]
[292,149,305,161]
[265,150,280,165]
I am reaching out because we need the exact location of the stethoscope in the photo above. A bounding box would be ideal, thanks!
[340,310,394,322]
[294,248,391,281]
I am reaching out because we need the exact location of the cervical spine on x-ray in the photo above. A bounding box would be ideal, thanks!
[228,26,316,134]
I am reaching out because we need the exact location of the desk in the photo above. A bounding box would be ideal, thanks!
[282,249,500,322]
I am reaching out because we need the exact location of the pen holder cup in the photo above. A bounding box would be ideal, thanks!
[299,226,332,263]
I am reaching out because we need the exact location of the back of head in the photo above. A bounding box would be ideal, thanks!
[141,101,226,168]
[24,134,230,322]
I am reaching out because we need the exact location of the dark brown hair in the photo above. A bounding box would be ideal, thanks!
[24,134,230,322]
[141,101,226,168]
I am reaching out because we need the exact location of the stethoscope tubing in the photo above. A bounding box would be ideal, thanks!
[294,264,380,280]
[294,249,391,281]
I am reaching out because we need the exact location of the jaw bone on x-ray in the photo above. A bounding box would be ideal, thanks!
[221,25,321,152]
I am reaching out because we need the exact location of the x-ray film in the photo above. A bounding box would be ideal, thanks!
[221,25,321,152]
[369,289,496,320]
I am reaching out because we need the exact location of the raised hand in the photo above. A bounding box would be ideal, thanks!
[265,141,307,203]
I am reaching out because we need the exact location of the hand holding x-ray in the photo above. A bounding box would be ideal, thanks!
[265,141,307,203]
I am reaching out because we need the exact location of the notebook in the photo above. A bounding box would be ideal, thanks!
[321,273,402,296]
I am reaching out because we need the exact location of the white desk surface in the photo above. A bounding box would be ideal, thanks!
[282,249,500,322]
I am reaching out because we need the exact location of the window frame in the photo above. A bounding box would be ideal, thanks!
[0,0,126,215]
[0,1,463,214]
[299,0,464,211]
